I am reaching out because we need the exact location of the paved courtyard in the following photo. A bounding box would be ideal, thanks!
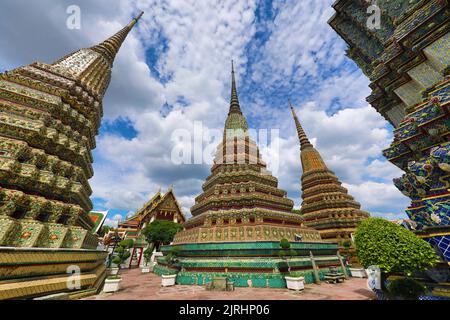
[83,268,375,300]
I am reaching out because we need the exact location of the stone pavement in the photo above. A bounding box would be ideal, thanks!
[83,268,375,300]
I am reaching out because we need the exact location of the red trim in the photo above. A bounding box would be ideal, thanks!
[137,248,143,267]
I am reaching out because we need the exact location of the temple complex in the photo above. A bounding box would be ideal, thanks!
[0,12,143,300]
[118,188,185,233]
[290,102,369,245]
[103,188,185,268]
[329,0,450,266]
[153,63,344,288]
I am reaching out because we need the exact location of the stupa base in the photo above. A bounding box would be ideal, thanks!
[153,241,343,288]
[0,247,107,300]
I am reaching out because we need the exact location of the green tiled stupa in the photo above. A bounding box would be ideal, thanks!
[154,62,343,288]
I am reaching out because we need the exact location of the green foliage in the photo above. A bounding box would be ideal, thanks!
[354,218,437,275]
[119,239,134,249]
[166,246,181,264]
[112,239,134,270]
[143,246,153,265]
[278,239,297,260]
[341,240,355,265]
[142,220,183,248]
[280,238,291,249]
[387,278,427,300]
[99,225,111,237]
[342,240,351,250]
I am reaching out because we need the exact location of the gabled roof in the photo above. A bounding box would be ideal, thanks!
[140,187,186,223]
[119,188,186,227]
[88,210,109,233]
[129,190,162,220]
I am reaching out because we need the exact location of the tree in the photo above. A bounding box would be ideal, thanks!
[142,220,183,251]
[112,239,134,272]
[166,246,181,265]
[354,217,437,293]
[143,247,153,267]
[278,239,298,273]
[98,225,111,237]
[341,240,354,265]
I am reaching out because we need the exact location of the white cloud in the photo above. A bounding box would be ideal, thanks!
[104,214,123,228]
[0,0,410,221]
[344,181,409,218]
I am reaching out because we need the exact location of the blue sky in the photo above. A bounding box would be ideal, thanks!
[0,0,410,226]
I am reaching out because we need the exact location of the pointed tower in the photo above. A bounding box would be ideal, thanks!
[184,62,310,236]
[154,64,342,288]
[290,101,369,244]
[0,13,143,249]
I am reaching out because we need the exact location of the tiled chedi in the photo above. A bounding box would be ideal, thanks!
[290,102,369,245]
[154,63,344,287]
[0,12,143,250]
[0,12,144,300]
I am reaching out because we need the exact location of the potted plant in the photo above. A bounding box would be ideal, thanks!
[279,239,304,291]
[109,267,120,276]
[105,230,122,276]
[161,273,178,287]
[348,266,367,278]
[354,218,438,299]
[342,240,366,278]
[103,275,122,293]
[160,247,181,287]
[141,247,153,273]
[103,239,134,293]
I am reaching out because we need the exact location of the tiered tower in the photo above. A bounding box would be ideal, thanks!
[290,102,369,244]
[154,64,343,288]
[0,14,142,248]
[174,63,321,244]
[0,12,144,250]
[0,13,143,300]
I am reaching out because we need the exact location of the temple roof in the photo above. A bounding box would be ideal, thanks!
[119,188,185,228]
[88,210,109,234]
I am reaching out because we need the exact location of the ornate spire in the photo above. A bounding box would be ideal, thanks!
[289,103,369,244]
[229,60,241,114]
[289,99,313,150]
[289,100,328,173]
[91,11,144,64]
[224,61,248,135]
[50,12,144,99]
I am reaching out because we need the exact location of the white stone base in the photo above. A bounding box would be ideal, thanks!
[161,274,177,287]
[103,278,122,293]
[151,252,163,263]
[108,267,119,276]
[285,276,305,291]
[141,266,151,273]
[349,268,367,278]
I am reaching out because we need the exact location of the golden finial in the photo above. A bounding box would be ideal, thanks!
[91,11,144,64]
[229,59,241,114]
[289,99,313,150]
